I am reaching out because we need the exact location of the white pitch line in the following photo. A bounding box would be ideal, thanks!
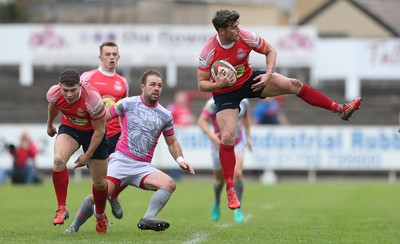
[183,232,209,244]
[244,213,253,222]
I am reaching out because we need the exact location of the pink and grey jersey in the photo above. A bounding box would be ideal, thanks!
[46,83,105,131]
[81,67,129,138]
[109,95,174,163]
[200,97,249,145]
[198,28,265,95]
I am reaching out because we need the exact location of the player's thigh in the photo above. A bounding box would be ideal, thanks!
[143,171,175,191]
[54,134,79,163]
[106,179,117,195]
[261,72,302,97]
[216,109,239,143]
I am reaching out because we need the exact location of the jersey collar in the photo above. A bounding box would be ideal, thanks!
[216,34,234,49]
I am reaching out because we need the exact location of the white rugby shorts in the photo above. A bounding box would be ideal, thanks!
[107,151,160,189]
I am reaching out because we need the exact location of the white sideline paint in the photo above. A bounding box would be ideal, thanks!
[244,214,253,222]
[184,232,208,244]
[216,223,233,228]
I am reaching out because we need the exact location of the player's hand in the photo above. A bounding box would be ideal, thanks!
[47,125,57,137]
[216,70,236,88]
[252,71,273,92]
[177,161,195,175]
[73,153,90,169]
[210,133,221,146]
[247,137,253,152]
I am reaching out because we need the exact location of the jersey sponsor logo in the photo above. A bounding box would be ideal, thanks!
[236,64,245,78]
[69,117,89,126]
[102,97,115,108]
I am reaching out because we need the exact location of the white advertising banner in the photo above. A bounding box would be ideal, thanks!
[356,39,400,78]
[2,124,397,171]
[0,25,317,67]
[159,126,400,171]
[315,38,400,79]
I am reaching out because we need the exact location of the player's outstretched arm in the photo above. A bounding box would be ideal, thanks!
[164,134,195,175]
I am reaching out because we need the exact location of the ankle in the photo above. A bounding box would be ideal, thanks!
[330,102,341,112]
[226,180,235,189]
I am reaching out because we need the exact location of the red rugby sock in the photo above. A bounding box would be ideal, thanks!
[52,168,69,206]
[92,184,108,215]
[297,84,339,112]
[219,144,236,189]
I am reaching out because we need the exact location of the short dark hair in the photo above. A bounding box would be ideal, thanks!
[99,41,118,54]
[141,69,161,85]
[59,69,80,86]
[212,9,240,32]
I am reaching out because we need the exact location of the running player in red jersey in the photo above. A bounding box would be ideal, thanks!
[197,9,362,210]
[80,41,129,219]
[46,69,109,233]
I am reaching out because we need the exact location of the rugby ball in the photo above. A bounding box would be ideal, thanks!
[211,60,237,84]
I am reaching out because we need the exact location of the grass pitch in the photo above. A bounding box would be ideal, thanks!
[1,178,400,243]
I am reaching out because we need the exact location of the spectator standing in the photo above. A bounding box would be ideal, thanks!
[167,90,194,126]
[252,97,289,125]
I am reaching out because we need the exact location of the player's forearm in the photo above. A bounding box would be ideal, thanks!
[86,116,106,157]
[198,79,220,92]
[47,104,59,126]
[85,129,105,158]
[168,140,184,160]
[197,118,211,137]
[105,108,113,121]
[263,43,277,73]
[265,46,277,73]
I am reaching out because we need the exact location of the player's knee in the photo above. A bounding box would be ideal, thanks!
[215,177,224,186]
[93,180,107,191]
[164,178,176,192]
[290,78,303,89]
[234,171,243,181]
[53,155,67,170]
[221,134,236,145]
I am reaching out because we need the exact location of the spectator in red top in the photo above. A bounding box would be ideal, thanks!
[167,91,193,126]
[12,131,38,184]
[0,131,42,185]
